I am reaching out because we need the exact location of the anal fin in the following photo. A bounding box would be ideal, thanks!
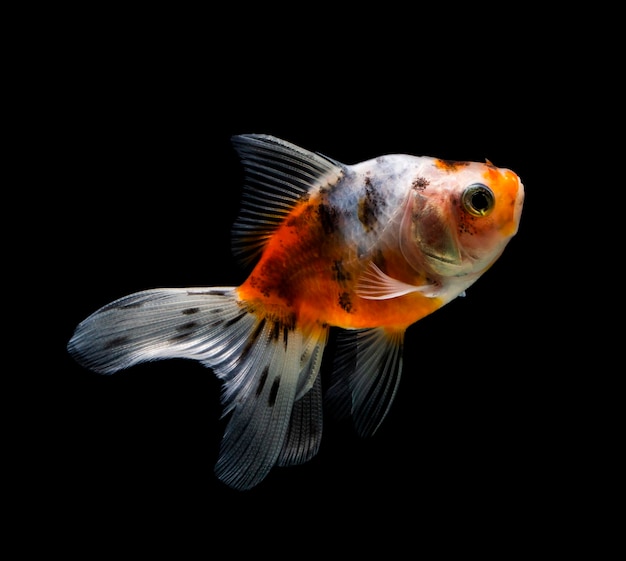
[327,327,405,437]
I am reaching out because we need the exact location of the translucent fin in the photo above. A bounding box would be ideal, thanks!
[327,327,405,438]
[67,287,330,490]
[276,375,323,467]
[294,322,329,400]
[230,134,345,267]
[213,319,303,489]
[275,324,328,467]
[67,287,252,374]
[356,261,441,300]
[214,320,329,488]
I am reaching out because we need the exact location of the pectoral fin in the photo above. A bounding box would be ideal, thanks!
[356,261,441,300]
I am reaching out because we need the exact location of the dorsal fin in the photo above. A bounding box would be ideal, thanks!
[230,134,345,267]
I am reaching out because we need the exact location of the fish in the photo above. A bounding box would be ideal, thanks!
[67,134,524,490]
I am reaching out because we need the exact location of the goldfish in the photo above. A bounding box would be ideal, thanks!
[67,134,524,490]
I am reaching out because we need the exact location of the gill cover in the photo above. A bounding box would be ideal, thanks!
[400,189,462,272]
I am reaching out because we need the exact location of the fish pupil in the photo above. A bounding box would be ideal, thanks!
[471,191,490,213]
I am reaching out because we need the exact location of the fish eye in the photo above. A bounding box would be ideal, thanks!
[461,183,495,217]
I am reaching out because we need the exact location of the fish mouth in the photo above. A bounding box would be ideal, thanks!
[423,250,464,267]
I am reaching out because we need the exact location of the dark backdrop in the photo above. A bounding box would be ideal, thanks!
[26,7,599,555]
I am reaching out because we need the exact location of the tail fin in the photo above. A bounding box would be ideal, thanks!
[68,288,251,374]
[67,287,329,490]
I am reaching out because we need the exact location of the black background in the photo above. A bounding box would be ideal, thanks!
[22,6,613,556]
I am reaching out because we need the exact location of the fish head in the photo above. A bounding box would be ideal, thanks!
[400,157,525,279]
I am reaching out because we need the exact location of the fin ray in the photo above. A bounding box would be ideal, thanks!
[214,321,328,489]
[68,287,330,491]
[67,287,251,374]
[328,327,405,437]
[213,321,303,489]
[277,376,323,467]
[230,134,344,267]
[356,261,440,300]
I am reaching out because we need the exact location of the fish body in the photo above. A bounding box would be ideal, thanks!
[68,134,524,490]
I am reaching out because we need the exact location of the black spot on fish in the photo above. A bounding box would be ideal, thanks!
[270,321,280,341]
[284,313,296,331]
[169,332,191,343]
[256,366,269,397]
[224,311,246,328]
[339,292,353,313]
[318,203,339,235]
[240,318,266,364]
[412,176,429,191]
[436,159,470,172]
[358,181,383,232]
[237,318,265,362]
[268,377,280,407]
[332,260,351,283]
[248,275,262,295]
[252,318,267,341]
[188,289,228,296]
[182,307,200,315]
[177,321,198,332]
[118,301,143,310]
[283,325,289,349]
[104,336,130,350]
